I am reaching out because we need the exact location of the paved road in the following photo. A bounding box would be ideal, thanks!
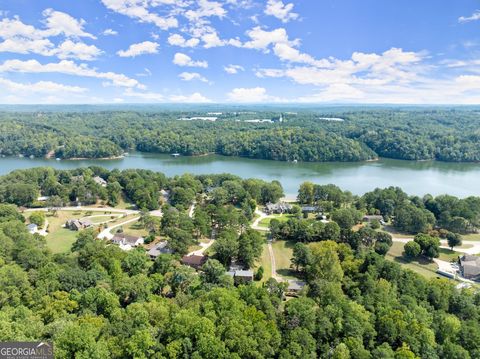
[97,216,141,240]
[25,206,138,215]
[251,209,269,231]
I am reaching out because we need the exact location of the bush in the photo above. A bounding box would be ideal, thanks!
[254,266,264,281]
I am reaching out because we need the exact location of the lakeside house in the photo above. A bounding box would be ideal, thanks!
[459,254,480,280]
[181,254,207,269]
[147,241,173,260]
[93,176,107,187]
[265,202,292,214]
[27,223,38,234]
[65,218,93,231]
[111,233,144,251]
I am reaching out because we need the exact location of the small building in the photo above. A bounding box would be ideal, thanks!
[181,254,207,269]
[459,254,480,280]
[37,196,50,202]
[27,223,38,234]
[265,202,292,214]
[65,219,93,231]
[111,233,144,251]
[286,280,306,296]
[93,176,107,187]
[233,270,254,284]
[147,241,173,259]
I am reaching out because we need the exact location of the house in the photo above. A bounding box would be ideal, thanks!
[363,215,385,224]
[147,241,173,259]
[301,205,318,213]
[286,280,306,296]
[37,196,50,202]
[265,202,292,214]
[93,176,107,187]
[233,270,254,284]
[27,223,38,234]
[459,254,480,280]
[181,254,207,269]
[111,233,144,251]
[65,219,93,231]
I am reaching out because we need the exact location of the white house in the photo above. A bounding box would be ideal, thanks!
[111,233,144,251]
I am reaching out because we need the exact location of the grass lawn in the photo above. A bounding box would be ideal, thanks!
[271,240,296,278]
[256,243,272,282]
[438,248,462,262]
[462,233,480,241]
[258,214,296,227]
[122,220,149,237]
[46,228,78,253]
[386,242,439,279]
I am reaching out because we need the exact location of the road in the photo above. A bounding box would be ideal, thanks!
[97,216,141,240]
[251,209,269,231]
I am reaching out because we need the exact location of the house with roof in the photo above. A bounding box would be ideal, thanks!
[111,232,144,251]
[27,223,38,234]
[65,219,93,231]
[459,254,480,280]
[286,280,306,296]
[265,202,292,215]
[147,241,173,260]
[180,254,207,269]
[93,176,107,187]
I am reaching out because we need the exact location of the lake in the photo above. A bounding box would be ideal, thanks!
[1,152,479,197]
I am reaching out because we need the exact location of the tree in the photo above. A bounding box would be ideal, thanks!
[212,229,238,266]
[404,241,421,258]
[331,208,362,230]
[414,233,440,259]
[201,259,226,285]
[447,232,462,251]
[291,243,311,274]
[29,211,46,227]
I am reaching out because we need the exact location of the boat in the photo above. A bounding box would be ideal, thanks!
[171,153,180,157]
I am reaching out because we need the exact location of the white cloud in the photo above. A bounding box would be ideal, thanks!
[55,40,102,61]
[168,33,199,47]
[173,52,208,67]
[41,9,96,39]
[0,59,143,88]
[0,13,101,60]
[124,88,211,102]
[184,0,227,22]
[264,0,298,23]
[170,92,211,102]
[459,10,480,23]
[103,28,118,36]
[224,64,244,74]
[243,26,296,51]
[179,71,208,82]
[227,87,270,102]
[0,77,86,94]
[101,0,178,30]
[117,41,159,57]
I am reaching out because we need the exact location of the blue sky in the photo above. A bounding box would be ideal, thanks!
[0,0,479,104]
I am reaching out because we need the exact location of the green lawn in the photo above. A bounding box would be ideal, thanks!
[256,243,272,283]
[386,242,440,279]
[438,248,462,262]
[46,228,78,253]
[271,240,296,278]
[258,214,296,227]
[462,233,480,241]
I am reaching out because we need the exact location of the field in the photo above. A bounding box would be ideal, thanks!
[258,214,296,227]
[386,242,439,279]
[257,243,272,282]
[271,240,296,278]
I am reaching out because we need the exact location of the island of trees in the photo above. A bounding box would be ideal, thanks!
[0,166,480,358]
[1,107,480,162]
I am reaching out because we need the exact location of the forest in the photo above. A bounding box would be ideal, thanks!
[1,107,480,161]
[1,167,480,357]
